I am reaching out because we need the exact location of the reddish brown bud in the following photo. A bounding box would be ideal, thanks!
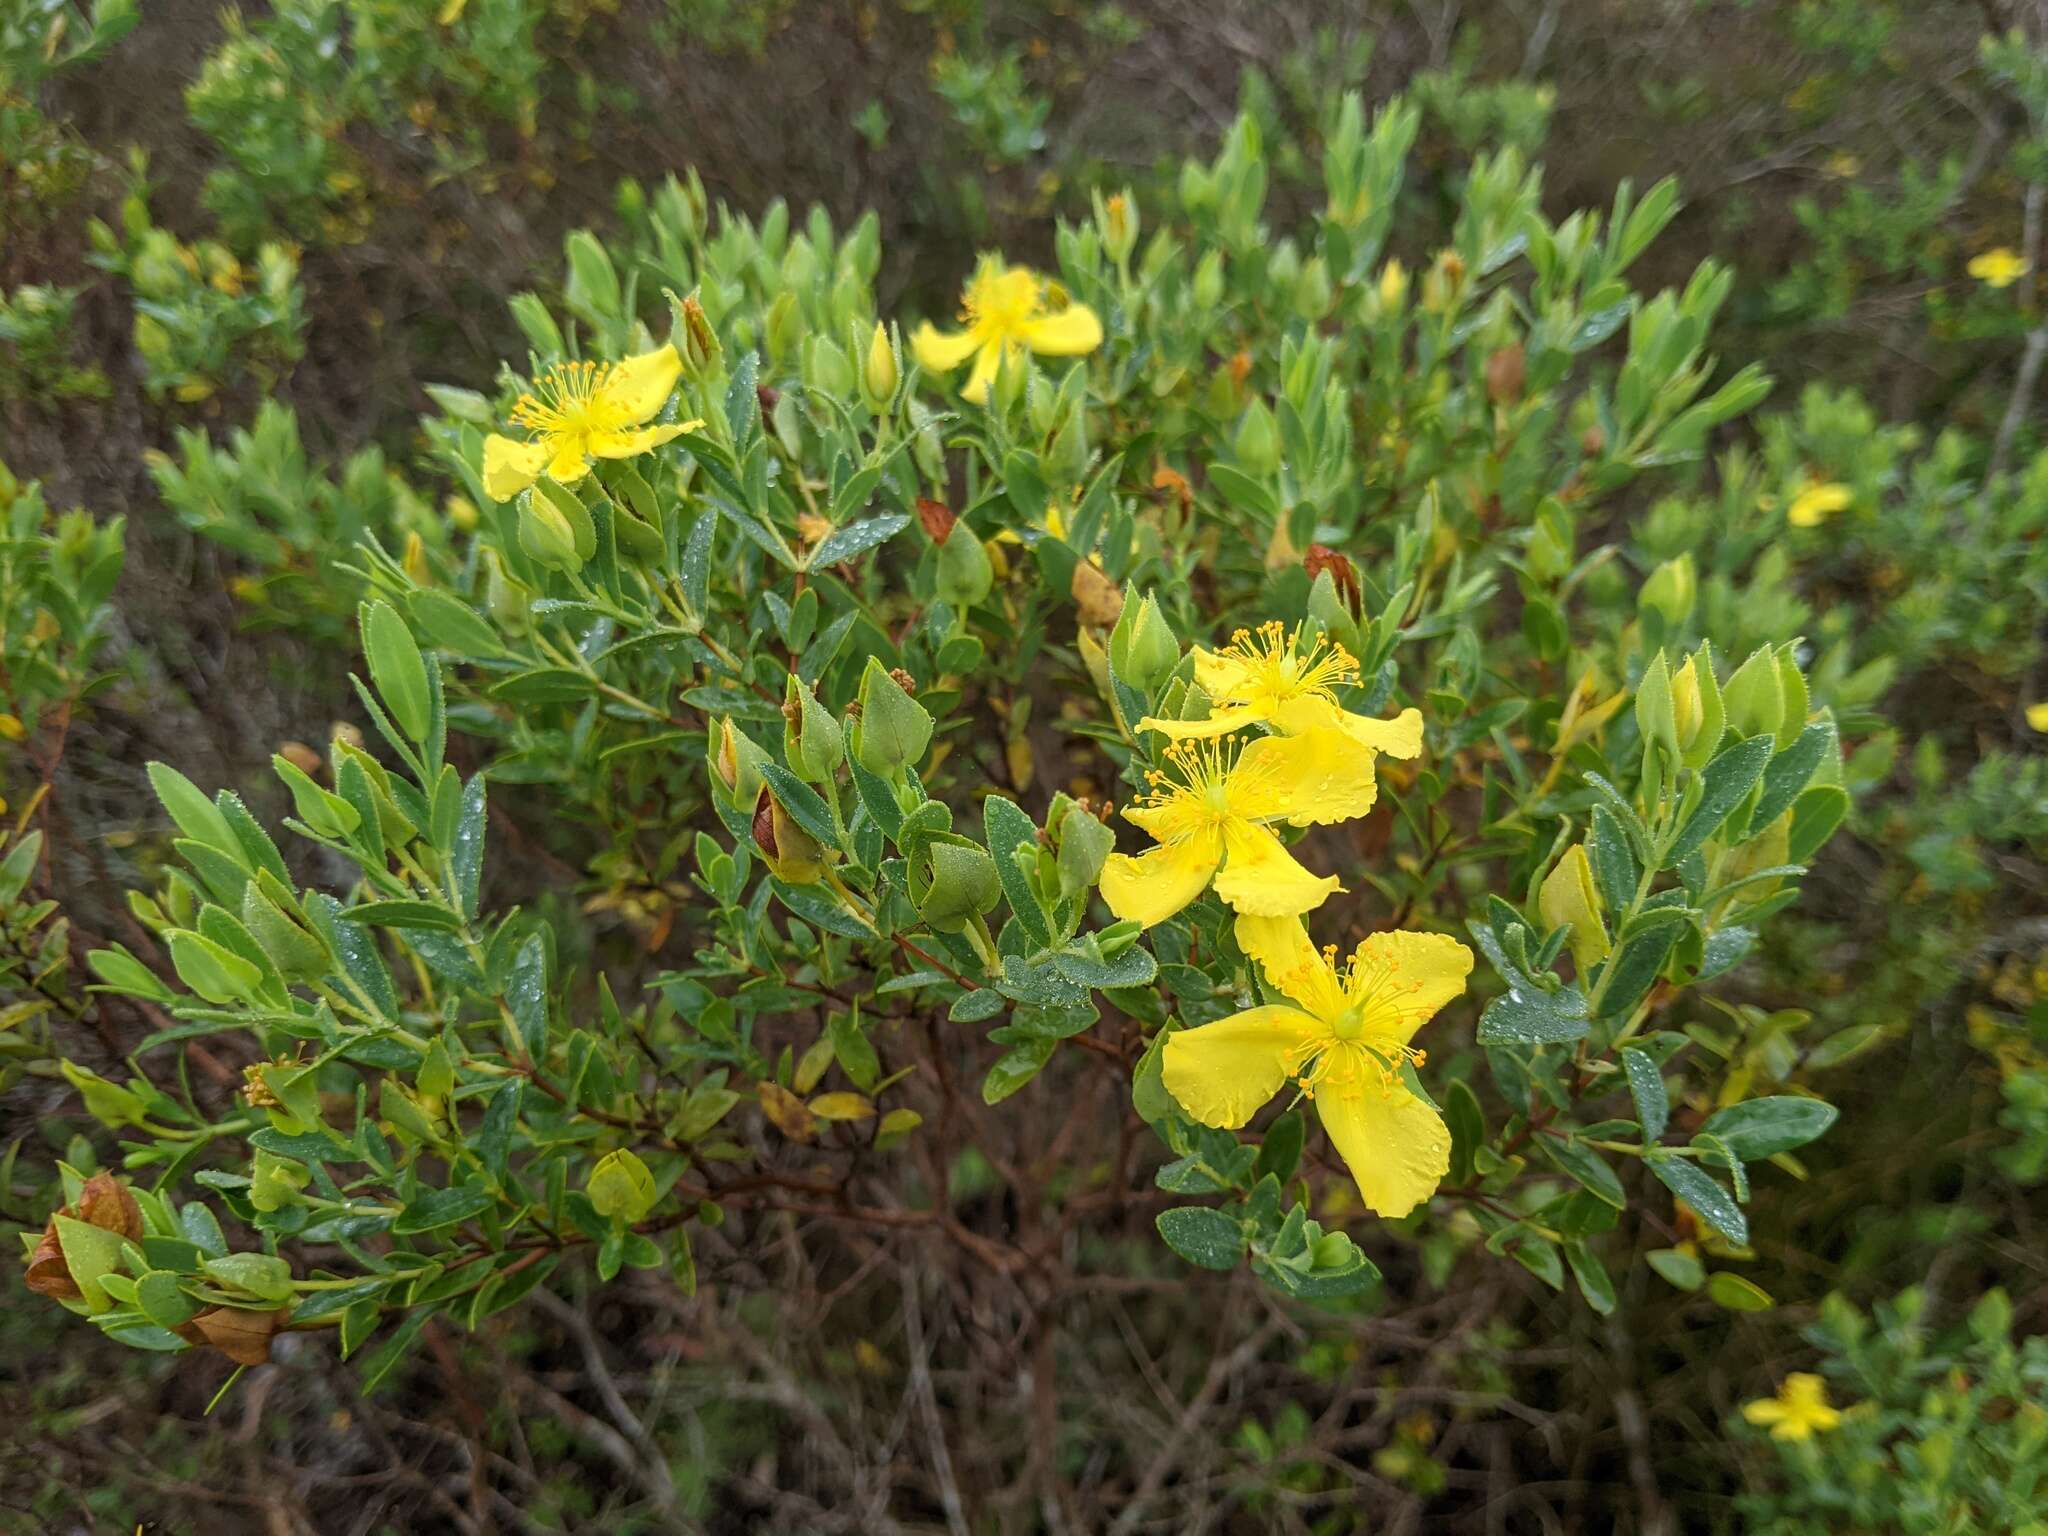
[24,1222,77,1299]
[23,1173,144,1301]
[1580,425,1607,457]
[1484,343,1525,405]
[1228,350,1252,389]
[188,1306,292,1366]
[751,788,780,859]
[756,384,780,415]
[888,667,918,695]
[1151,466,1193,514]
[916,497,956,544]
[1305,544,1362,617]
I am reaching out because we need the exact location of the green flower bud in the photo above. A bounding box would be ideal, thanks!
[782,677,845,783]
[1634,650,1678,774]
[934,522,993,609]
[1722,647,1784,743]
[1114,592,1180,693]
[861,320,898,410]
[1639,553,1696,629]
[1098,188,1138,264]
[249,1149,309,1213]
[1293,256,1334,321]
[1192,250,1226,311]
[707,716,769,811]
[1672,647,1725,768]
[915,840,1002,933]
[672,289,721,379]
[753,788,829,885]
[852,657,932,778]
[517,492,583,572]
[587,1148,658,1223]
[1235,399,1280,476]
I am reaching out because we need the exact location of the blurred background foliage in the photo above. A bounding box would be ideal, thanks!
[2,0,2045,1531]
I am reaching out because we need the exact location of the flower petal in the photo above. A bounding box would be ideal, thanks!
[959,339,1011,404]
[1316,1081,1449,1218]
[1191,645,1256,701]
[1234,913,1345,1021]
[546,437,592,483]
[588,420,699,460]
[1212,820,1340,918]
[1741,1400,1789,1428]
[603,344,682,423]
[1348,929,1473,1043]
[482,434,549,502]
[1328,704,1423,758]
[1019,302,1103,356]
[911,322,982,374]
[1099,829,1222,928]
[1162,1004,1318,1128]
[1133,704,1265,740]
[1228,726,1379,826]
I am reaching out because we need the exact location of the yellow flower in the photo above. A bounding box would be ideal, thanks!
[1137,620,1424,759]
[1786,480,1852,528]
[2026,702,2048,733]
[481,345,702,502]
[1099,730,1376,927]
[911,256,1103,404]
[1969,247,2029,290]
[1163,913,1472,1218]
[1742,1373,1843,1442]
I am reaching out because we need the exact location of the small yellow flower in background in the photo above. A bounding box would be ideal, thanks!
[1164,913,1472,1217]
[2026,702,2048,732]
[1099,729,1376,927]
[0,713,25,742]
[1786,480,1852,528]
[1138,620,1424,759]
[1743,1373,1843,1442]
[481,344,702,501]
[911,255,1103,404]
[1969,247,2029,290]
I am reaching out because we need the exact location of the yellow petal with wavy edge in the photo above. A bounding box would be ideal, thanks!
[911,322,983,374]
[1133,704,1263,740]
[1266,698,1424,757]
[1162,1004,1319,1128]
[1019,303,1103,356]
[1212,820,1340,918]
[1099,829,1223,928]
[482,435,550,502]
[1228,726,1378,827]
[1234,913,1345,1022]
[604,344,682,422]
[1346,929,1473,1044]
[588,420,699,460]
[1316,1081,1449,1218]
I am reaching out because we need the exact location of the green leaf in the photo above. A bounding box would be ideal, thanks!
[758,763,841,851]
[981,1039,1055,1104]
[361,1308,433,1394]
[1155,1206,1245,1271]
[391,1186,495,1235]
[1621,1047,1668,1142]
[1564,1240,1616,1315]
[1645,1154,1747,1244]
[135,1270,201,1329]
[53,1214,129,1310]
[1787,785,1848,863]
[1669,735,1774,863]
[1588,806,1639,914]
[1706,1272,1773,1311]
[1537,1134,1625,1208]
[201,1251,294,1302]
[361,600,431,745]
[166,929,264,1005]
[809,512,909,569]
[1593,923,1678,1024]
[1252,1110,1305,1186]
[1476,979,1590,1045]
[1698,1096,1837,1160]
[338,900,463,932]
[506,934,547,1057]
[1445,1078,1484,1185]
[1647,1247,1704,1291]
[1748,720,1834,833]
[147,762,242,863]
[981,795,1051,949]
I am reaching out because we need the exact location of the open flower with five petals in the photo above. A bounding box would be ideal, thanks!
[1164,913,1473,1218]
[1099,728,1376,927]
[911,256,1103,404]
[482,344,702,501]
[1741,1374,1843,1442]
[1138,621,1423,760]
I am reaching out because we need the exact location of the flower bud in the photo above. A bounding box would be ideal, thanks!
[1192,250,1225,311]
[1539,844,1610,975]
[1305,544,1362,618]
[1634,650,1679,773]
[185,1305,291,1366]
[1116,592,1180,693]
[1377,258,1409,312]
[1099,189,1138,264]
[249,1149,310,1213]
[675,291,720,378]
[517,491,582,572]
[1673,648,1726,767]
[707,717,768,808]
[1485,343,1525,405]
[753,788,829,885]
[862,321,898,409]
[915,840,1002,933]
[1054,800,1116,899]
[782,676,845,782]
[587,1148,658,1223]
[852,656,932,778]
[1293,256,1333,321]
[1638,553,1696,629]
[935,523,993,609]
[1234,399,1280,476]
[1720,648,1783,744]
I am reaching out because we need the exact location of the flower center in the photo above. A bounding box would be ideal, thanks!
[510,360,629,439]
[963,266,1043,338]
[1138,736,1244,839]
[1219,620,1358,708]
